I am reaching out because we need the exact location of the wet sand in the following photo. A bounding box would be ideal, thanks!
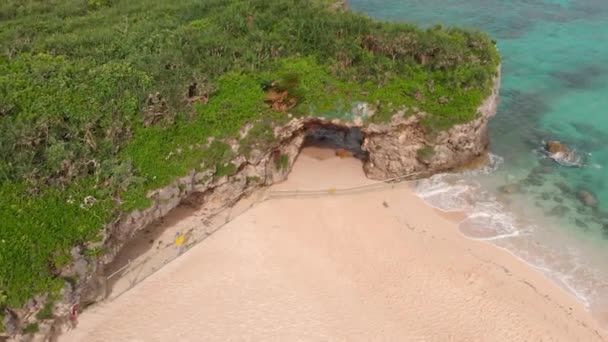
[62,148,607,341]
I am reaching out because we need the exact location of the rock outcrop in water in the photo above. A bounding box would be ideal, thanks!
[544,140,582,166]
[11,68,501,341]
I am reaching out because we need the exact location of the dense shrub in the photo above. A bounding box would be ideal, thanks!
[0,0,499,308]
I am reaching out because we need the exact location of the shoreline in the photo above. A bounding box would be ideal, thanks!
[428,197,606,327]
[413,158,608,330]
[61,148,608,341]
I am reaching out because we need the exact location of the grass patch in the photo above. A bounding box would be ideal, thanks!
[215,163,238,178]
[275,154,290,170]
[23,323,39,334]
[417,145,435,161]
[35,301,54,320]
[0,0,499,310]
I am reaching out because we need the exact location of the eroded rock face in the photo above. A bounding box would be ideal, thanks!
[3,309,19,336]
[10,133,305,341]
[363,69,501,179]
[362,115,427,178]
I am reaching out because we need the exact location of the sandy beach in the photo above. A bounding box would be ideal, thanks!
[62,148,607,341]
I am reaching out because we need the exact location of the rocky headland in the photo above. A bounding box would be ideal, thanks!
[0,0,502,340]
[4,67,501,341]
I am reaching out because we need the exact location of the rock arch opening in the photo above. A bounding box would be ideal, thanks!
[300,121,369,161]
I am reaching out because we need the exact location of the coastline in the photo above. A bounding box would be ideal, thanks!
[61,149,607,341]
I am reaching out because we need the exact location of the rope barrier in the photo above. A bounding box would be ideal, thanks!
[267,171,423,199]
[104,170,424,300]
[106,259,132,280]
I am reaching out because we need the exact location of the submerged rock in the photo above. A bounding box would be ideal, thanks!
[541,192,550,200]
[575,218,589,230]
[456,153,491,172]
[549,205,570,217]
[539,157,555,167]
[522,175,544,187]
[531,165,553,175]
[542,165,553,173]
[498,184,520,194]
[577,190,598,207]
[544,140,582,166]
[555,181,572,194]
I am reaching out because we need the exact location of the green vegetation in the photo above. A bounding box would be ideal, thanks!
[215,163,238,178]
[35,301,54,320]
[275,154,291,170]
[23,323,39,334]
[0,0,499,311]
[417,145,436,161]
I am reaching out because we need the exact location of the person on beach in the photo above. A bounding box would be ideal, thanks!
[69,304,79,328]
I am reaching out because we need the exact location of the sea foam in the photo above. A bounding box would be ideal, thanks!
[412,153,608,313]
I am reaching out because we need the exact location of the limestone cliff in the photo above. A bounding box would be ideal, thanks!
[363,68,501,179]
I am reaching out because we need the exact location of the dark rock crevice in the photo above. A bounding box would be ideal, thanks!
[302,120,369,160]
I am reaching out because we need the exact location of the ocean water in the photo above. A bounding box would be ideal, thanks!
[350,0,608,324]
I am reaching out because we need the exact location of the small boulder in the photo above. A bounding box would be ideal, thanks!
[545,141,569,154]
[498,184,520,194]
[335,148,353,159]
[577,190,598,207]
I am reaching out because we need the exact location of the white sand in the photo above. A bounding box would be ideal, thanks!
[62,148,607,341]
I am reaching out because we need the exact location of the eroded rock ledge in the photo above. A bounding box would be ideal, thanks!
[12,69,500,341]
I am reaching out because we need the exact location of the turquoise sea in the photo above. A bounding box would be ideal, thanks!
[351,0,608,324]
